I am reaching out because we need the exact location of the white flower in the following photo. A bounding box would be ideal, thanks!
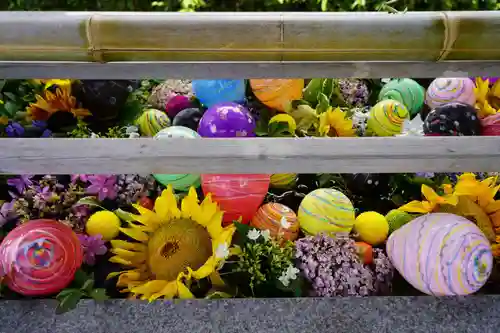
[215,243,230,259]
[279,273,290,287]
[261,229,271,241]
[128,132,141,138]
[280,216,291,229]
[90,132,99,138]
[247,229,261,240]
[124,125,139,134]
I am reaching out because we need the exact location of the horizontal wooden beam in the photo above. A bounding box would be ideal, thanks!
[0,297,499,333]
[1,60,499,79]
[0,137,499,174]
[2,11,500,63]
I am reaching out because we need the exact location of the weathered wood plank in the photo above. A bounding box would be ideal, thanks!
[1,60,499,79]
[0,297,499,333]
[2,11,500,62]
[0,137,499,174]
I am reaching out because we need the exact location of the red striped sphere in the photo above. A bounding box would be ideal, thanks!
[0,220,83,296]
[481,113,500,136]
[250,203,299,241]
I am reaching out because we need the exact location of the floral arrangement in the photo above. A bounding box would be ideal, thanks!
[1,77,500,314]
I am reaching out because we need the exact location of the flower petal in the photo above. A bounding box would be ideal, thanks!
[149,281,178,301]
[398,201,431,213]
[110,240,147,252]
[119,227,149,243]
[130,280,170,299]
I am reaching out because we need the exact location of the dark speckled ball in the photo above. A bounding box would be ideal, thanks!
[172,108,204,131]
[423,102,481,136]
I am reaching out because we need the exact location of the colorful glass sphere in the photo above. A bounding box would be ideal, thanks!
[386,213,493,296]
[166,95,194,119]
[423,102,481,136]
[425,78,476,109]
[367,99,409,136]
[481,113,500,136]
[192,79,246,108]
[153,126,201,191]
[172,108,204,131]
[136,109,171,137]
[270,173,297,189]
[250,79,304,112]
[201,174,270,226]
[197,102,255,137]
[378,78,425,118]
[250,203,299,241]
[298,188,355,236]
[0,220,83,296]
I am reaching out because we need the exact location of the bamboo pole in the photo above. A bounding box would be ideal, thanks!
[1,11,500,62]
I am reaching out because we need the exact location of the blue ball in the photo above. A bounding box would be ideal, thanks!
[192,79,246,108]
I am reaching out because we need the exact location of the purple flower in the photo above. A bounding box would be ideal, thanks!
[86,175,118,201]
[77,234,107,265]
[0,200,17,227]
[415,172,435,179]
[37,186,53,201]
[7,175,33,194]
[73,205,90,218]
[41,129,52,138]
[6,121,25,137]
[32,120,47,129]
[72,174,90,184]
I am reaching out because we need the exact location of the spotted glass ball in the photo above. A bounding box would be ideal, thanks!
[423,102,481,136]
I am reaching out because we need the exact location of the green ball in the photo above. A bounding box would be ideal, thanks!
[153,174,200,192]
[378,79,425,118]
[385,209,414,234]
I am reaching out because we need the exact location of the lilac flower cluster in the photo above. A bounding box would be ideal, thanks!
[338,79,369,108]
[295,234,393,296]
[77,234,107,265]
[5,120,52,138]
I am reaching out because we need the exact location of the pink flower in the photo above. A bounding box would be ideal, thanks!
[86,175,118,201]
[71,174,90,184]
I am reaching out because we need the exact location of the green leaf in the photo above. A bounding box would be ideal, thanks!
[74,196,106,210]
[0,80,5,92]
[81,279,94,292]
[234,221,251,239]
[3,101,18,117]
[89,288,109,301]
[316,93,331,115]
[56,290,83,315]
[114,208,137,223]
[56,288,81,301]
[72,269,90,287]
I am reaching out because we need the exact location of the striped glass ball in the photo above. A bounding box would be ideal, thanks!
[136,109,171,137]
[250,203,299,241]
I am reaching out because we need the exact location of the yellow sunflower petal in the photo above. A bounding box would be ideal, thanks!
[181,187,199,219]
[157,186,181,219]
[119,227,149,243]
[197,195,218,226]
[132,204,162,228]
[209,271,225,287]
[206,210,224,238]
[110,240,147,252]
[399,200,432,213]
[110,248,147,264]
[177,280,194,299]
[109,256,134,266]
[485,200,500,214]
[191,256,217,280]
[131,280,170,298]
[149,281,178,301]
[421,185,441,203]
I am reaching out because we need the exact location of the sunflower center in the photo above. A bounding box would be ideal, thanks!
[328,127,339,137]
[147,218,213,282]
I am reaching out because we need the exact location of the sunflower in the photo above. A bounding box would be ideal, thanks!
[318,107,356,137]
[26,80,90,121]
[398,173,500,257]
[474,77,500,118]
[107,185,236,301]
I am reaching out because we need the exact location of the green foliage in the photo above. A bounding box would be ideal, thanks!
[224,222,303,297]
[3,0,500,12]
[56,269,109,314]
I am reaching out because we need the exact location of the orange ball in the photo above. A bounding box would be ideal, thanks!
[250,79,304,112]
[250,202,299,241]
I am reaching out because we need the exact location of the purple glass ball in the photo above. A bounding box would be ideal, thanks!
[197,102,256,137]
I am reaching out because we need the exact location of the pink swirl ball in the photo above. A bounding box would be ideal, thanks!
[425,78,476,109]
[0,220,83,296]
[386,213,492,296]
[166,95,194,119]
[201,174,270,226]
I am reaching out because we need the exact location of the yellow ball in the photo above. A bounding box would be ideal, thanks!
[354,211,389,245]
[270,173,297,188]
[367,100,409,136]
[298,188,355,236]
[85,211,121,241]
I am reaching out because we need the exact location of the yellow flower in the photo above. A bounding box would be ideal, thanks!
[399,184,458,213]
[269,114,297,134]
[26,82,90,121]
[454,173,500,209]
[107,185,236,301]
[318,107,356,137]
[474,77,500,118]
